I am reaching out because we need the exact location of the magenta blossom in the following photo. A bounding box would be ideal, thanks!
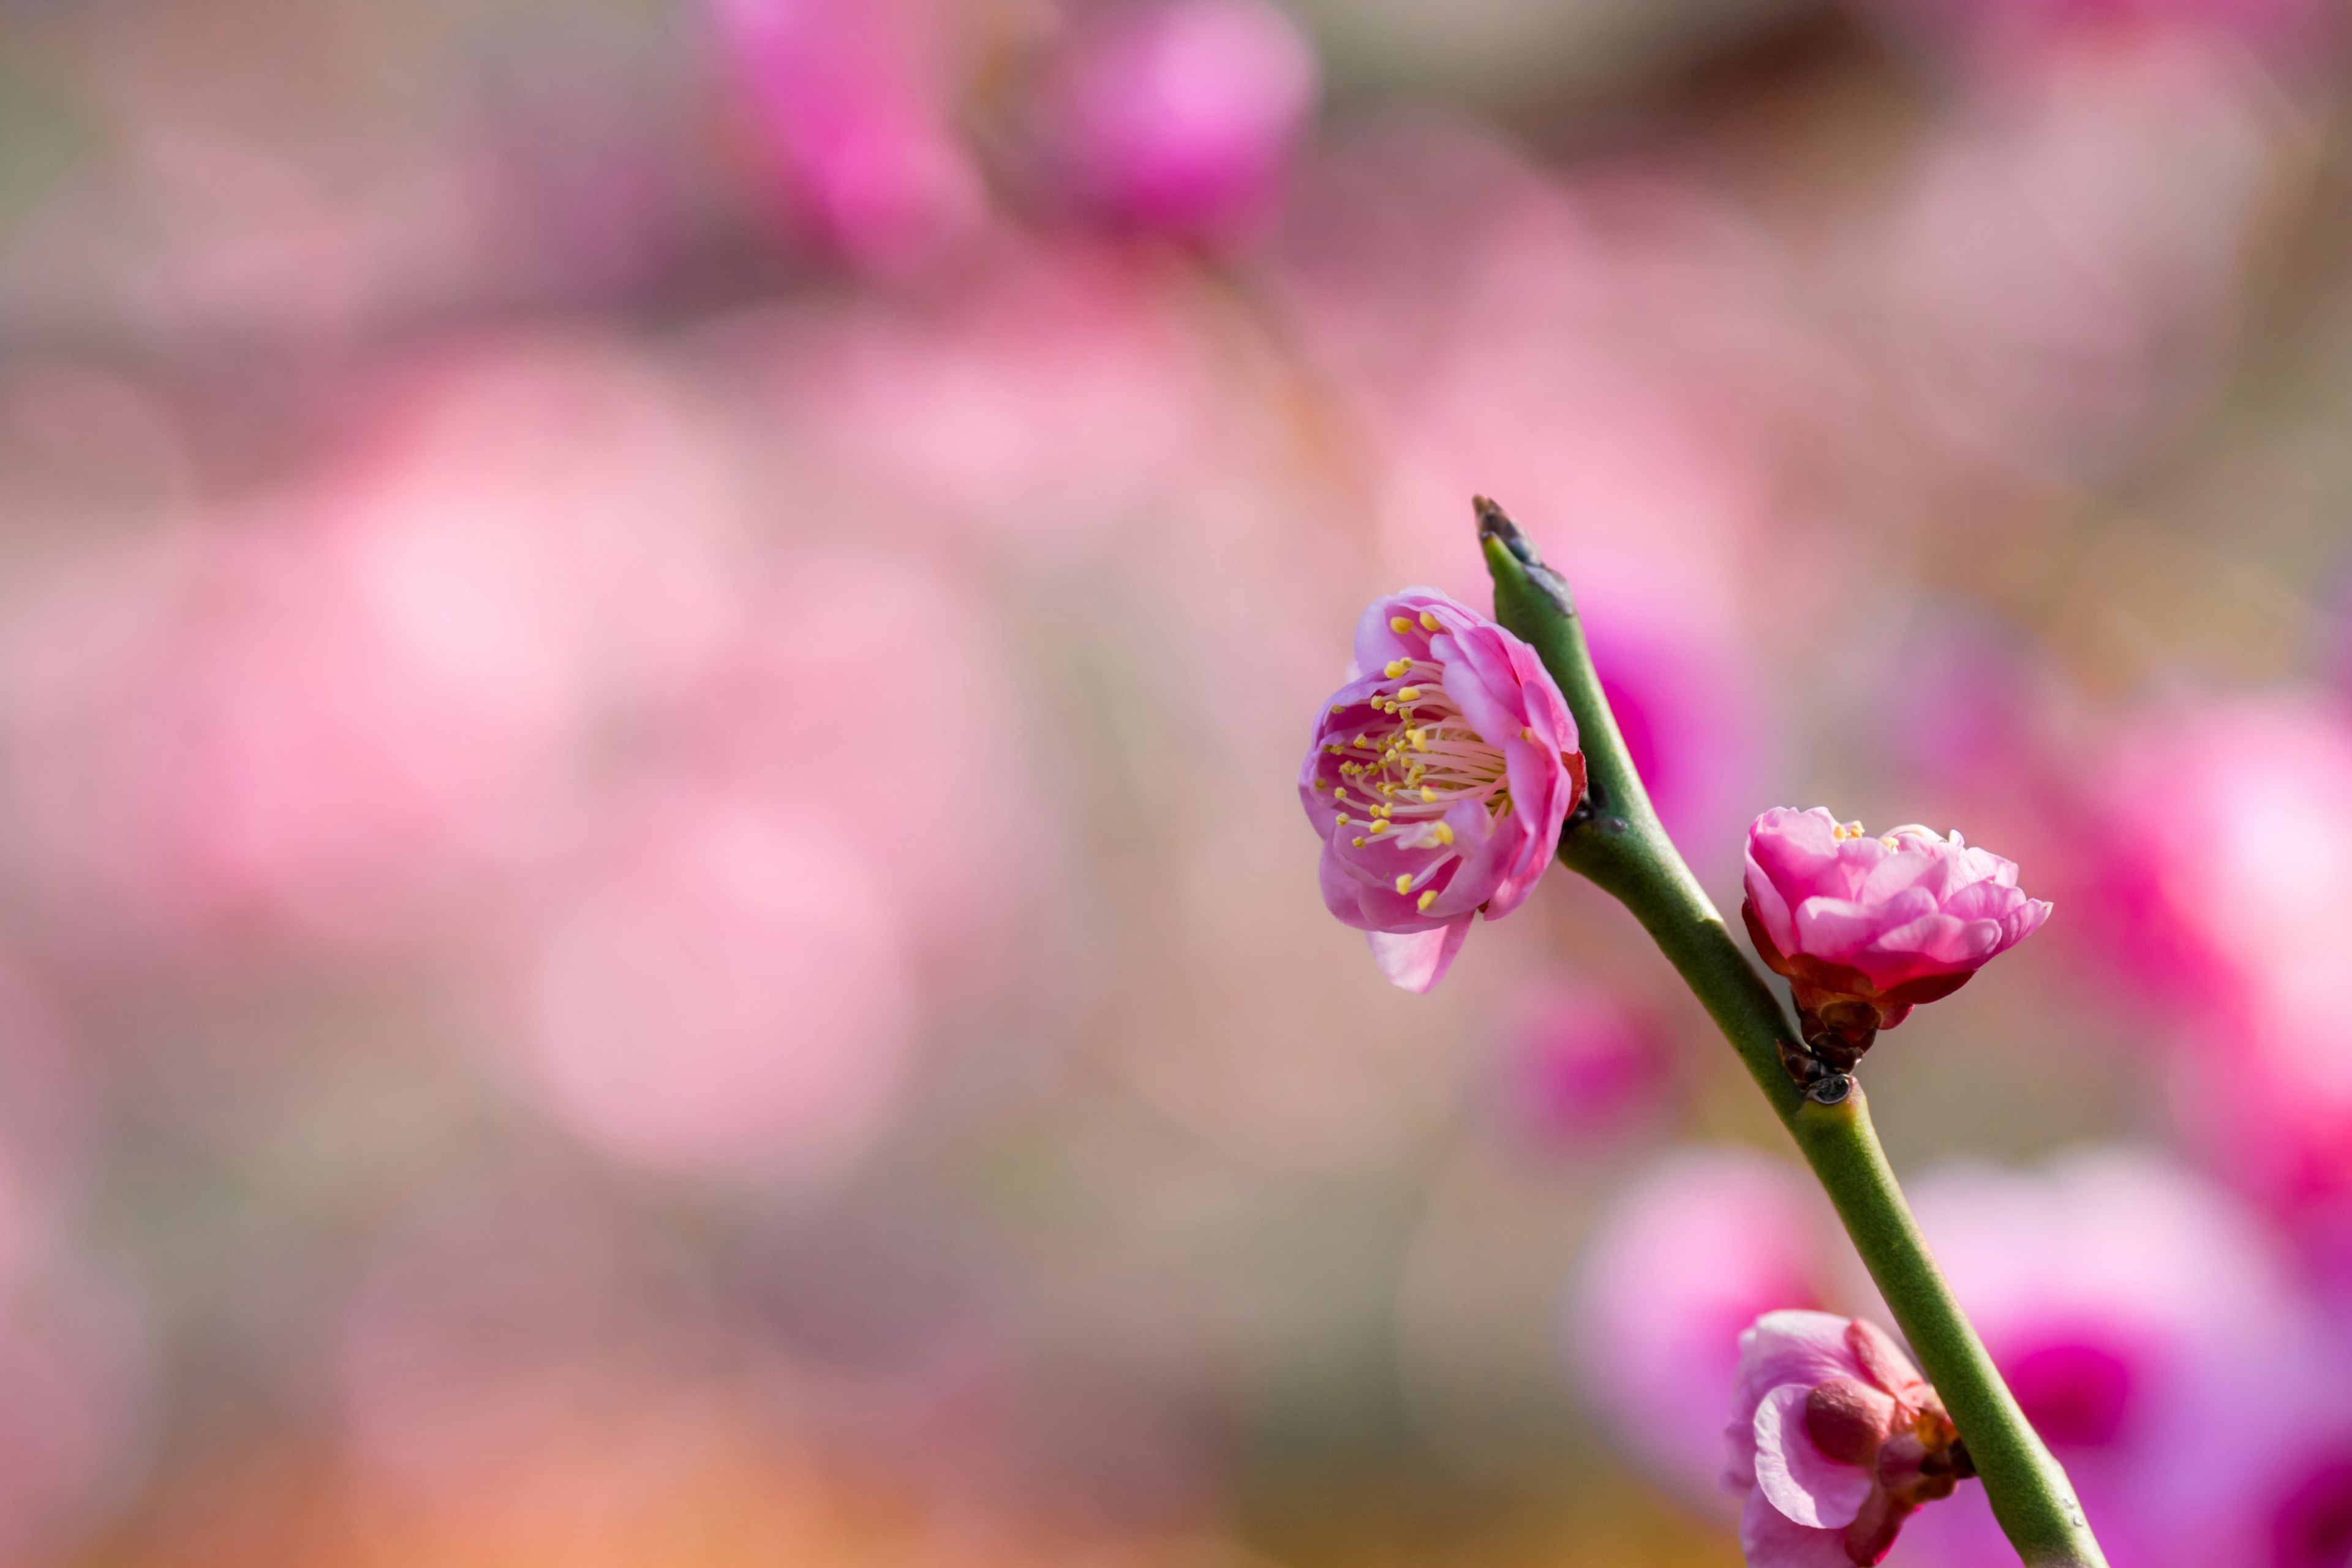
[1726,1311,1969,1567]
[1300,589,1583,992]
[1743,808,2051,1069]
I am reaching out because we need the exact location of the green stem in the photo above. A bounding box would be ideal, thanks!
[1478,503,2106,1568]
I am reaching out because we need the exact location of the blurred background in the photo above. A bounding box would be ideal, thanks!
[0,0,2347,1564]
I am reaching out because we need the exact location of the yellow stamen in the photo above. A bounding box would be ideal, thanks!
[1409,729,1429,752]
[1370,820,1388,834]
[1384,660,1410,679]
[1417,889,1437,912]
[1397,686,1422,700]
[1434,823,1453,845]
[1336,815,1350,825]
[1395,874,1412,894]
[1421,787,1436,803]
[1351,837,1365,847]
[1419,611,1441,631]
[1390,616,1413,633]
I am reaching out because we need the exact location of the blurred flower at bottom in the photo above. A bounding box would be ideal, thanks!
[1877,1152,2343,1568]
[1564,1145,1846,1504]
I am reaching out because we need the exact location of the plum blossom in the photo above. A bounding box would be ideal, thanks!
[1567,1148,1842,1496]
[1038,0,1318,244]
[1725,1311,1970,1567]
[1301,589,1583,992]
[1881,1152,2345,1568]
[1743,808,2051,1071]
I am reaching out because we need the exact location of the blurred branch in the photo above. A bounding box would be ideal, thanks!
[1478,498,2108,1568]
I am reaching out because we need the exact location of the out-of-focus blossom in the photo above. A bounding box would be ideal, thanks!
[668,547,1034,973]
[1877,30,2293,484]
[1037,0,1318,244]
[2079,692,2352,1215]
[0,337,742,955]
[1567,1147,1844,1499]
[1724,1311,1967,1568]
[1743,808,2051,1069]
[510,787,917,1182]
[1301,589,1583,992]
[706,0,983,270]
[1491,979,1678,1150]
[1875,1152,2343,1568]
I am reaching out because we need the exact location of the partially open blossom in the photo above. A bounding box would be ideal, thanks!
[1725,1311,1970,1567]
[1743,808,2051,1070]
[1300,589,1583,992]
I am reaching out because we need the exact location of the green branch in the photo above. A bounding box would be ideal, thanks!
[1477,500,2106,1568]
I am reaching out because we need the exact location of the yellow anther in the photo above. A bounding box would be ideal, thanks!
[1521,727,1536,742]
[1421,787,1436,803]
[1419,611,1442,631]
[1384,660,1410,679]
[1397,686,1422,700]
[1409,729,1429,752]
[1395,873,1413,894]
[1371,820,1388,834]
[1417,889,1438,912]
[1336,815,1350,826]
[1330,704,1344,714]
[1313,779,1327,791]
[1351,837,1365,847]
[1434,823,1454,845]
[1390,616,1413,633]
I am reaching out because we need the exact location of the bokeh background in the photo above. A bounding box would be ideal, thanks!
[0,0,2347,1563]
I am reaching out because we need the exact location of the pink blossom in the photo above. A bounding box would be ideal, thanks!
[1494,979,1678,1150]
[1300,589,1583,992]
[508,786,917,1183]
[1567,1147,1843,1497]
[1724,1310,1968,1567]
[1039,0,1318,243]
[704,0,982,271]
[1742,808,2051,1069]
[1879,1152,2345,1568]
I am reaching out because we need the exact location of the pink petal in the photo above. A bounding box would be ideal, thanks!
[1367,921,1468,992]
[1745,850,1799,956]
[1740,1483,1866,1568]
[1754,1383,1874,1529]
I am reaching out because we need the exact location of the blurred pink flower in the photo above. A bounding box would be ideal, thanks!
[1877,29,2292,484]
[706,0,982,270]
[1493,979,1678,1149]
[1724,1311,1966,1568]
[669,546,1035,974]
[0,337,743,956]
[1301,589,1583,992]
[1879,1152,2343,1568]
[1039,0,1317,243]
[511,787,917,1182]
[1743,808,2051,1069]
[1566,1147,1844,1499]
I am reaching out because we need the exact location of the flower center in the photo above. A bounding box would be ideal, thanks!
[1325,655,1515,856]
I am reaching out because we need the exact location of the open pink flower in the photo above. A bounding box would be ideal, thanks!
[1743,808,2051,1070]
[1300,589,1583,992]
[1726,1311,1970,1568]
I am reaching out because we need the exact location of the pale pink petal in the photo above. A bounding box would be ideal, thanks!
[1740,1483,1864,1568]
[1754,1384,1874,1529]
[1368,922,1468,992]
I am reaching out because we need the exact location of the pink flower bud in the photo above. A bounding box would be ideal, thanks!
[1742,807,2051,1071]
[1726,1311,1969,1568]
[1300,589,1583,992]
